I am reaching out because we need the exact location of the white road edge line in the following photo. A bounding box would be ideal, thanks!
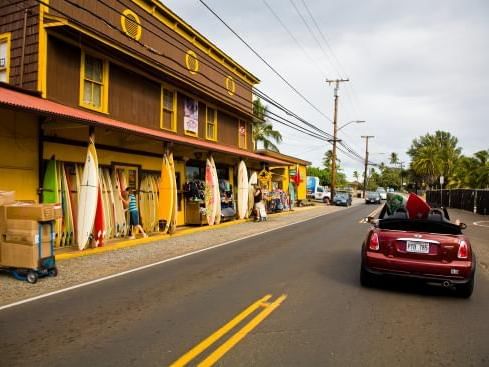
[473,221,489,228]
[0,208,346,312]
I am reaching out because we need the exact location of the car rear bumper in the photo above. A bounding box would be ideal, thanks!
[363,251,475,284]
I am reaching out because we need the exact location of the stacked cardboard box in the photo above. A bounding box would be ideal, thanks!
[0,195,59,269]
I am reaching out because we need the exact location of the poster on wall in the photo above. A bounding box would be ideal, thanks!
[184,97,199,135]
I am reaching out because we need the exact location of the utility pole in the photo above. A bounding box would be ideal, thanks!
[326,78,349,200]
[398,161,405,191]
[361,135,374,198]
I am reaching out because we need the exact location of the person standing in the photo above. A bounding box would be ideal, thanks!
[121,187,148,239]
[254,185,266,221]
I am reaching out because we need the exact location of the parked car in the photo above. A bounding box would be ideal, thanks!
[360,207,476,297]
[376,187,387,200]
[310,186,331,203]
[365,191,381,204]
[333,192,352,206]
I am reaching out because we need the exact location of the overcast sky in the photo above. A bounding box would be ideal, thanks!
[163,0,489,179]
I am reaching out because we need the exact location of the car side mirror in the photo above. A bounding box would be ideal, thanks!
[364,216,374,223]
[459,222,467,230]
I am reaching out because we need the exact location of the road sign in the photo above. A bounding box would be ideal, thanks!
[440,176,444,185]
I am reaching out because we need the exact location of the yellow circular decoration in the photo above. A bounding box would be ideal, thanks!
[121,9,142,41]
[225,76,236,95]
[185,50,199,74]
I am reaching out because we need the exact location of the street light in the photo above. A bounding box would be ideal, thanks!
[331,120,366,200]
[337,120,365,132]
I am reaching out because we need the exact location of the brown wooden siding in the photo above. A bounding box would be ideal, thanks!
[218,111,239,148]
[109,63,160,129]
[0,0,39,90]
[46,36,80,106]
[48,0,254,115]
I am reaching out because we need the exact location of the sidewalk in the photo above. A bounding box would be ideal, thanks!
[0,203,347,307]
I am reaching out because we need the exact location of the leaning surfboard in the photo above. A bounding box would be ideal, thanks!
[168,153,178,234]
[205,158,216,226]
[158,154,173,233]
[77,139,99,250]
[210,156,221,225]
[237,160,249,219]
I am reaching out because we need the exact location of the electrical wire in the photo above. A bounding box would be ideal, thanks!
[197,0,332,122]
[33,0,369,163]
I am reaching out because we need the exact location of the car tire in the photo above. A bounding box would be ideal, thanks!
[360,265,375,287]
[456,275,474,298]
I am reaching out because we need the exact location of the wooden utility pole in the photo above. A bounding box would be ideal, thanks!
[398,161,405,190]
[361,135,374,198]
[326,78,349,199]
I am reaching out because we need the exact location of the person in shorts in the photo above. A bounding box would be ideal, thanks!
[121,187,148,239]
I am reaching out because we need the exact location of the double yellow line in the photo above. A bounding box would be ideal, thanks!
[170,294,287,367]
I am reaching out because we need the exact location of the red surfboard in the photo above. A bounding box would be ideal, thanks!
[406,193,431,220]
[93,186,105,247]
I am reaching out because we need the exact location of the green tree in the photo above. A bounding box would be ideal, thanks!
[353,170,359,182]
[389,152,399,166]
[408,131,461,188]
[252,98,282,152]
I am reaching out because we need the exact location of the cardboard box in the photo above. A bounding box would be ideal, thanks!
[0,191,15,206]
[5,203,62,221]
[6,225,54,245]
[0,241,53,269]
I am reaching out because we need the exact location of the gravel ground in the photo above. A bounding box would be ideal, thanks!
[0,203,351,306]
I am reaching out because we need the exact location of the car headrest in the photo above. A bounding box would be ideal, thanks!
[389,207,409,220]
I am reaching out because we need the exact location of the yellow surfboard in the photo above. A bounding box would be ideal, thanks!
[168,153,178,234]
[158,154,173,233]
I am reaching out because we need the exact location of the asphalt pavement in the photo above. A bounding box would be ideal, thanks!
[0,203,488,366]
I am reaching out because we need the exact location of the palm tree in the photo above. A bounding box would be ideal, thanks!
[353,170,359,181]
[252,98,282,152]
[389,152,399,166]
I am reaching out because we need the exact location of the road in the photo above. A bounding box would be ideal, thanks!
[1,204,488,366]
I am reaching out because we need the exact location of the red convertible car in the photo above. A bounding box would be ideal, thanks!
[360,206,476,298]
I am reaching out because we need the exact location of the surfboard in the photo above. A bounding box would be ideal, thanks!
[42,158,59,204]
[237,160,249,219]
[168,153,178,234]
[247,171,257,218]
[288,182,296,209]
[205,158,216,226]
[111,169,126,237]
[210,156,221,225]
[77,140,99,250]
[93,185,105,247]
[66,164,78,243]
[158,155,173,233]
[406,192,431,220]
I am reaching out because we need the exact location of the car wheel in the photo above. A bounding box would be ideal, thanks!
[360,265,375,287]
[456,275,474,298]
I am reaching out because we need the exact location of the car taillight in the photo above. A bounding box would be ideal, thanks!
[368,233,380,251]
[458,240,468,259]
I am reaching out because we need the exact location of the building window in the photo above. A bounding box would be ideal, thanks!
[161,86,176,131]
[238,120,247,149]
[0,33,11,83]
[80,52,109,113]
[121,9,142,40]
[206,106,217,141]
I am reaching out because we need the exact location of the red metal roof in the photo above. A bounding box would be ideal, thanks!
[0,85,289,165]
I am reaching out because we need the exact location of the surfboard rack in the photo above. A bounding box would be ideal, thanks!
[0,220,58,284]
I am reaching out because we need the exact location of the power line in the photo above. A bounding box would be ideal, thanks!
[261,0,327,77]
[33,0,368,162]
[197,0,332,122]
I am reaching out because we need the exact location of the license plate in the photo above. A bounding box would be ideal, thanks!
[406,240,429,253]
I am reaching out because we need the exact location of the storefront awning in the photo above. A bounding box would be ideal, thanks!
[0,85,289,166]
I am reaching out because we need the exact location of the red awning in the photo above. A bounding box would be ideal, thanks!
[0,85,289,165]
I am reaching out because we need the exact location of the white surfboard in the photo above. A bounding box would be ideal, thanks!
[237,160,249,219]
[247,171,257,218]
[210,156,221,225]
[77,140,99,250]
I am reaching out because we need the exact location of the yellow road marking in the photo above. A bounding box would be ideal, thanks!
[359,206,383,224]
[198,294,287,367]
[170,294,274,367]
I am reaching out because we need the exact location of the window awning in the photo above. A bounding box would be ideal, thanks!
[0,85,289,166]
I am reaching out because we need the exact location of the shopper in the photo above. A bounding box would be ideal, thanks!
[254,185,266,221]
[120,187,148,239]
